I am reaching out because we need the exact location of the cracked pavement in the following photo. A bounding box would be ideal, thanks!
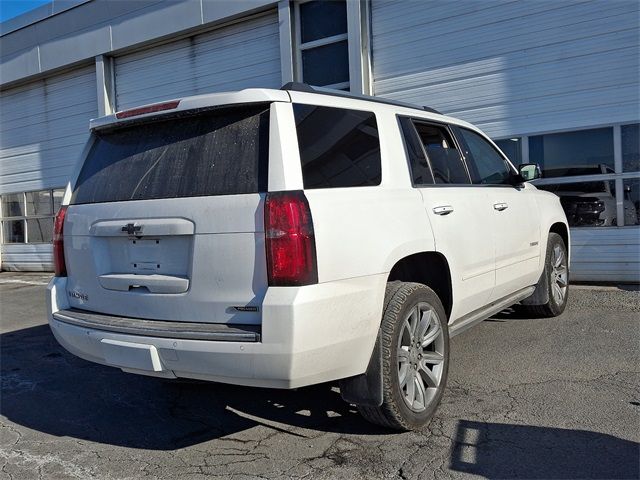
[1,274,638,479]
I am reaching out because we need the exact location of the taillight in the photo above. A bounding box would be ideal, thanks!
[265,191,318,286]
[53,206,67,277]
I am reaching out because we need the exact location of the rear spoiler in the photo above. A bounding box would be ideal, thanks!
[89,88,290,130]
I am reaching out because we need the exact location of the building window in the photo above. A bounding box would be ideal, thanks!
[295,0,350,90]
[542,180,622,228]
[524,125,640,228]
[529,127,614,178]
[623,178,640,227]
[0,189,64,244]
[529,127,615,228]
[622,124,640,226]
[622,123,639,173]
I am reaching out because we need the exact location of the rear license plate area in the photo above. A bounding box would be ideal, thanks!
[130,239,161,272]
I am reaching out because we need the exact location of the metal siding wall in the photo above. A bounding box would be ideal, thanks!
[0,65,97,271]
[1,244,54,272]
[571,228,640,283]
[114,13,281,110]
[371,0,639,138]
[371,0,640,283]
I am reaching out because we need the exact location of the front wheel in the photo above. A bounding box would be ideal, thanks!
[358,282,449,431]
[520,232,569,318]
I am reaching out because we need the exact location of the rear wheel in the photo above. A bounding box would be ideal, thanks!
[520,232,569,318]
[358,282,449,431]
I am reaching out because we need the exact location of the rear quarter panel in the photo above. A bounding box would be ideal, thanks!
[285,103,437,374]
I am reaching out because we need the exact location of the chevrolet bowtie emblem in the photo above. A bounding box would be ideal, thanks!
[121,223,142,235]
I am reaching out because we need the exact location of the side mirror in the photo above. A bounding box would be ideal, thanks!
[518,163,541,181]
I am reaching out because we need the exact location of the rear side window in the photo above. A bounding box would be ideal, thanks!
[293,104,381,189]
[456,127,513,185]
[71,104,270,205]
[413,122,470,184]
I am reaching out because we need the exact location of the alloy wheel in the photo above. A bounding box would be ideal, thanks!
[397,302,445,412]
[551,243,568,304]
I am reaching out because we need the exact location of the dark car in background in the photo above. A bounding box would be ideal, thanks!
[540,165,638,227]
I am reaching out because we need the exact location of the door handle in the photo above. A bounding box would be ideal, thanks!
[433,205,454,215]
[493,202,508,211]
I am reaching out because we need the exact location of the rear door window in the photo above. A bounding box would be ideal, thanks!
[293,104,381,189]
[71,104,270,204]
[413,121,470,184]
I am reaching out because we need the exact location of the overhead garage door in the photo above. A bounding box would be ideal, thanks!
[370,0,639,137]
[0,65,97,271]
[114,12,282,110]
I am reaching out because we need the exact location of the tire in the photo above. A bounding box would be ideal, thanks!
[358,282,449,431]
[519,232,569,318]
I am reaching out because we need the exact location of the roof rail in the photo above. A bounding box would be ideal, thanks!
[280,82,442,115]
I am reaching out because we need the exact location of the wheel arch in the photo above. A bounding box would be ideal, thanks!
[387,251,453,319]
[340,250,453,408]
[549,221,570,263]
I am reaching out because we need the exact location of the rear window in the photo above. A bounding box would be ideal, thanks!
[71,104,270,205]
[293,104,381,189]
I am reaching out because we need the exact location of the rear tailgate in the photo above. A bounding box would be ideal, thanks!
[64,104,270,325]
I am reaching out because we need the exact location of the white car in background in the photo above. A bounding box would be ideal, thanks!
[47,84,570,430]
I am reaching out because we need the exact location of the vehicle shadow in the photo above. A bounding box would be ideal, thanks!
[0,325,386,450]
[486,306,538,321]
[450,419,639,479]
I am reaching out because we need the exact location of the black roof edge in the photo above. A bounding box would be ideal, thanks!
[280,82,442,115]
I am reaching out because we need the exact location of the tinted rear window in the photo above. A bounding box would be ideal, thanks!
[293,104,381,189]
[71,104,270,205]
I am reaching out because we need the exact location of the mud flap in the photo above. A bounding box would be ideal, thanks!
[338,332,383,407]
[520,270,550,306]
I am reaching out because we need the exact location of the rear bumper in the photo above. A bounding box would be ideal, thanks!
[47,274,386,389]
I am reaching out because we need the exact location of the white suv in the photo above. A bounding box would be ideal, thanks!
[47,84,570,430]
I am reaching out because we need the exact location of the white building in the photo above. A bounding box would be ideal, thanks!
[1,0,638,282]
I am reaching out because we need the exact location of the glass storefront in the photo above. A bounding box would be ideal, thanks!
[495,124,640,228]
[529,127,614,178]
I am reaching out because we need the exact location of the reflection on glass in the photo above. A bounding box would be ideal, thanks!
[494,138,522,165]
[53,189,65,214]
[26,190,52,216]
[529,128,614,177]
[1,193,24,218]
[540,180,618,227]
[540,164,615,178]
[2,220,25,243]
[294,104,381,189]
[623,178,640,226]
[26,218,54,243]
[302,41,349,87]
[622,124,639,172]
[299,0,347,44]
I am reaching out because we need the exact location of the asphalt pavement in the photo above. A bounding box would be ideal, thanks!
[1,273,638,479]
